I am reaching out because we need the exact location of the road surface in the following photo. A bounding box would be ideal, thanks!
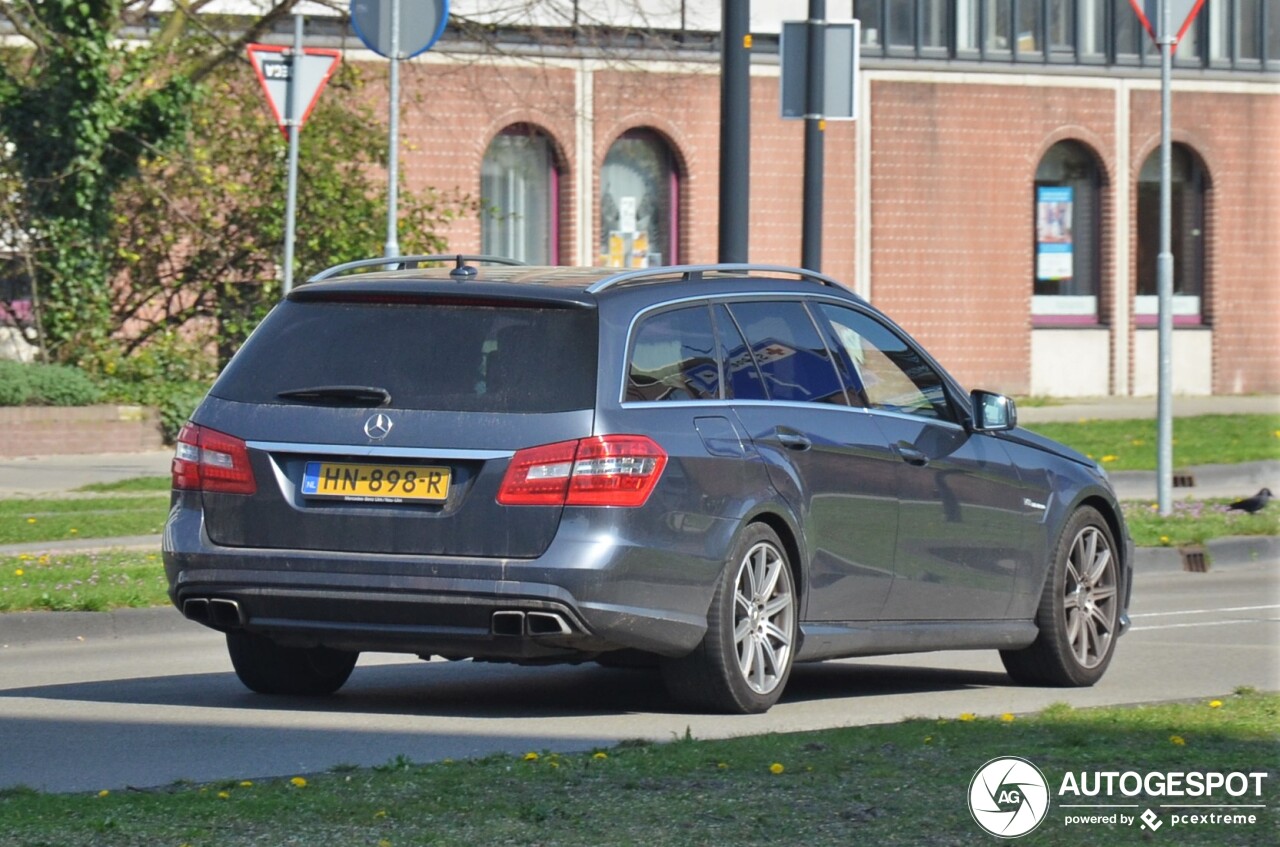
[0,560,1275,793]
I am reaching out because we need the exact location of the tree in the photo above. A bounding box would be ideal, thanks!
[107,62,462,367]
[0,0,314,361]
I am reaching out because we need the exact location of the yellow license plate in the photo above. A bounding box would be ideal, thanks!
[301,461,450,502]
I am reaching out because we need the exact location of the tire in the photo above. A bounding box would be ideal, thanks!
[1001,506,1121,687]
[226,631,358,696]
[661,524,798,714]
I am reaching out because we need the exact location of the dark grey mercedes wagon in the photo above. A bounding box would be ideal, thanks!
[163,258,1132,713]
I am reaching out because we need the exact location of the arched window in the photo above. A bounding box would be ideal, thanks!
[480,125,559,265]
[1033,141,1102,323]
[1137,144,1207,324]
[600,130,678,268]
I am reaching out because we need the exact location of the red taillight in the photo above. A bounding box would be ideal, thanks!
[497,435,667,508]
[171,423,257,496]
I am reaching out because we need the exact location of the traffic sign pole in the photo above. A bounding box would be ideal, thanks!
[802,0,826,272]
[283,14,304,295]
[1157,0,1174,516]
[383,0,401,260]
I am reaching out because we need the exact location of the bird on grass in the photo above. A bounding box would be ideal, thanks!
[1227,488,1272,514]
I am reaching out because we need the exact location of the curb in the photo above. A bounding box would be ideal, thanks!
[0,607,195,648]
[1131,536,1280,574]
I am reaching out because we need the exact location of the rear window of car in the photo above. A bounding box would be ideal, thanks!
[211,300,599,413]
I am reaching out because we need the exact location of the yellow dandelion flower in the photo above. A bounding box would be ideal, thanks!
[26,517,36,524]
[1170,735,1186,746]
[70,528,78,534]
[443,758,453,765]
[239,780,253,787]
[959,713,977,722]
[1209,700,1223,709]
[14,569,22,577]
[97,790,109,798]
[549,761,560,769]
[523,752,540,761]
[1274,430,1280,439]
[1160,535,1170,545]
[1100,455,1118,464]
[769,763,785,775]
[1001,713,1015,722]
[593,752,608,760]
[1131,439,1145,446]
[717,762,729,769]
[923,735,933,744]
[290,776,308,788]
[373,810,387,819]
[217,791,230,800]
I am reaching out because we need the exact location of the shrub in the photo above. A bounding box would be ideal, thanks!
[84,333,215,442]
[0,360,101,406]
[0,360,30,405]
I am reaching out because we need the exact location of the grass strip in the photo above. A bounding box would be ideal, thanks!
[75,476,171,493]
[0,496,169,545]
[1,550,167,612]
[1025,414,1280,471]
[1123,498,1280,547]
[1,691,1275,846]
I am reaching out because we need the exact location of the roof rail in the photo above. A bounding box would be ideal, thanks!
[307,254,525,283]
[584,263,849,295]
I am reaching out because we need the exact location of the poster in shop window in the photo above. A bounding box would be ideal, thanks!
[1036,186,1074,281]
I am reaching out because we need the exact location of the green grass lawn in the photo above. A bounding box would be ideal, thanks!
[1,691,1275,846]
[0,495,169,545]
[1123,498,1280,547]
[1025,414,1280,471]
[1,550,167,612]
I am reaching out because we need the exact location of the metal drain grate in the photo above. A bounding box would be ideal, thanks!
[1173,472,1196,488]
[1179,545,1209,573]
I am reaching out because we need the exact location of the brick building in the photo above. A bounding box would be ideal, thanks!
[334,0,1276,398]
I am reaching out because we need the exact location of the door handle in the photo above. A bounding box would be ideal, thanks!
[775,430,812,451]
[896,445,929,467]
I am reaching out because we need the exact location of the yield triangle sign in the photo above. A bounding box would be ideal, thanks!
[246,44,341,138]
[1128,0,1205,53]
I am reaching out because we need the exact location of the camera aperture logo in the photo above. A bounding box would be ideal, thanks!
[969,757,1051,838]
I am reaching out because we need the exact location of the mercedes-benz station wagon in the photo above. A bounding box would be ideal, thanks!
[163,257,1131,713]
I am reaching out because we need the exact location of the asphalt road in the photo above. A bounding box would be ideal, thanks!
[0,560,1275,794]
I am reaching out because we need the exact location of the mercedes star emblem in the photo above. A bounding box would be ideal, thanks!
[363,413,393,440]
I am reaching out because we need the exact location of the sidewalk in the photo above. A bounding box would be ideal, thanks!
[0,450,172,498]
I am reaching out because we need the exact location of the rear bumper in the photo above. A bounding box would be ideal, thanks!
[163,504,723,660]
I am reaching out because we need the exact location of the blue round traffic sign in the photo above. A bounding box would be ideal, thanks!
[350,0,449,59]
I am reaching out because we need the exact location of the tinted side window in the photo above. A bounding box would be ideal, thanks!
[712,304,768,401]
[726,301,850,405]
[626,305,721,401]
[816,304,955,422]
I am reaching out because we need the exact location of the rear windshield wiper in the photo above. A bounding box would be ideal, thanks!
[276,386,392,407]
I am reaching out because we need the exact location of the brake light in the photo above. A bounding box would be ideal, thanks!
[497,435,667,507]
[172,423,257,496]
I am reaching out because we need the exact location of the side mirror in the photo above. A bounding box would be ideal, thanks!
[970,390,1017,433]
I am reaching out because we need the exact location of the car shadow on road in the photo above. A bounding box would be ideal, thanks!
[0,659,1012,718]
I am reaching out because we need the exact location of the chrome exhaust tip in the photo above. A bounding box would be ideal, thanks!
[525,611,572,636]
[491,610,525,636]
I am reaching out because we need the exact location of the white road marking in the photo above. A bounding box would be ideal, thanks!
[1130,604,1280,619]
